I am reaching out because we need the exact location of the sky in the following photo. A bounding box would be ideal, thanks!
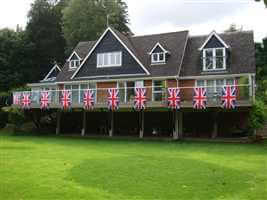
[0,0,266,42]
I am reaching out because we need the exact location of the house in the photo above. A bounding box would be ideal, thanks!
[13,27,256,139]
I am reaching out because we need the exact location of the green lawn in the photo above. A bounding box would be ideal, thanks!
[1,133,267,200]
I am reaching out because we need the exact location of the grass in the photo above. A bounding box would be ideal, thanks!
[1,133,267,200]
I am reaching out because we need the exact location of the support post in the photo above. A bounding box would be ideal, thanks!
[56,110,62,135]
[109,111,114,137]
[178,112,183,139]
[212,113,218,139]
[81,110,86,137]
[139,111,144,139]
[173,110,179,140]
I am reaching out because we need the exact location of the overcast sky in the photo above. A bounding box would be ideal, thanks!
[0,0,266,42]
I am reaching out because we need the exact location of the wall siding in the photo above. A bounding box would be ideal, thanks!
[75,31,147,78]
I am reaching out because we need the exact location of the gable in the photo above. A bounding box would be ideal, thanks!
[203,35,225,49]
[73,30,148,79]
[69,53,80,61]
[153,46,165,53]
[42,64,61,82]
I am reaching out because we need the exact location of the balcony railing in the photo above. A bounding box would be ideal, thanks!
[12,84,254,109]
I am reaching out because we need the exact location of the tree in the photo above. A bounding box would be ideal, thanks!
[255,0,267,7]
[0,29,34,91]
[26,0,67,82]
[62,0,131,49]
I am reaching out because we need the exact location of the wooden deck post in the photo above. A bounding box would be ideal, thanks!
[212,113,218,139]
[109,111,114,137]
[81,110,86,137]
[173,110,179,140]
[178,112,183,139]
[139,111,144,139]
[56,110,62,135]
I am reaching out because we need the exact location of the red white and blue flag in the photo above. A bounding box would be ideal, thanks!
[61,90,71,110]
[108,88,119,110]
[193,87,207,109]
[167,88,180,110]
[40,91,50,110]
[221,86,237,109]
[21,93,31,109]
[134,88,147,110]
[84,90,95,110]
[13,94,21,105]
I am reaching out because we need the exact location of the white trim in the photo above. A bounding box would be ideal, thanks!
[71,27,150,79]
[27,82,57,87]
[67,51,82,62]
[69,60,81,70]
[43,64,61,81]
[203,48,226,71]
[151,52,166,64]
[56,76,178,85]
[74,73,147,80]
[199,31,230,51]
[148,42,169,55]
[180,73,255,80]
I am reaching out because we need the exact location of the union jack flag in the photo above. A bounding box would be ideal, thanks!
[21,93,31,109]
[108,88,119,111]
[84,90,95,110]
[13,94,21,105]
[193,87,207,109]
[134,88,147,110]
[221,86,237,109]
[61,90,71,110]
[40,91,50,110]
[167,88,180,110]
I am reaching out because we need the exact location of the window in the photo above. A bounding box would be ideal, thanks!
[69,60,80,69]
[151,52,166,64]
[196,78,235,98]
[153,80,165,101]
[97,52,122,67]
[117,81,145,103]
[203,48,226,71]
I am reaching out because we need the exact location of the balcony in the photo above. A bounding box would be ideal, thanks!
[12,84,254,110]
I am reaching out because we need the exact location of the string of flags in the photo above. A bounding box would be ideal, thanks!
[13,86,238,110]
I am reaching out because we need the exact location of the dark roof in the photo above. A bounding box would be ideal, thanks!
[180,31,256,77]
[55,28,255,83]
[56,41,96,82]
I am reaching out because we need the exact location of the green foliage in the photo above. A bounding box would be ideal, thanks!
[6,107,26,129]
[248,99,267,132]
[26,0,67,82]
[255,0,267,7]
[62,0,131,48]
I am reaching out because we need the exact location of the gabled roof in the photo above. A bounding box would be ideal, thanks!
[41,64,61,82]
[199,31,230,51]
[67,51,82,62]
[148,42,170,55]
[71,27,150,79]
[181,31,256,77]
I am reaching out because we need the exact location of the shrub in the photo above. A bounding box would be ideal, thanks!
[6,107,26,130]
[248,99,267,133]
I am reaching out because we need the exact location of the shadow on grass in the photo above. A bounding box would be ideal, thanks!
[67,156,251,200]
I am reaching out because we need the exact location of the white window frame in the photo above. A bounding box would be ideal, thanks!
[97,51,122,68]
[195,78,235,93]
[152,80,164,101]
[69,60,80,69]
[151,52,166,64]
[203,48,226,71]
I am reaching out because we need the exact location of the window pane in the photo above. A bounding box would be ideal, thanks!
[110,53,115,65]
[216,57,224,69]
[65,85,71,90]
[226,79,234,86]
[89,83,96,89]
[205,57,213,70]
[72,85,79,103]
[205,49,213,57]
[216,49,223,57]
[216,79,224,93]
[207,80,215,96]
[153,81,163,92]
[104,54,109,65]
[127,82,135,102]
[116,52,121,65]
[152,53,158,62]
[135,81,144,88]
[197,80,205,87]
[159,53,164,61]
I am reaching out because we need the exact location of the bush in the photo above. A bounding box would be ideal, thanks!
[248,99,267,133]
[6,107,26,130]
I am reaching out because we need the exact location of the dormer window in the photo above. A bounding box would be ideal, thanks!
[67,51,82,70]
[152,52,166,63]
[149,42,169,65]
[69,60,80,69]
[203,48,226,71]
[199,31,230,72]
